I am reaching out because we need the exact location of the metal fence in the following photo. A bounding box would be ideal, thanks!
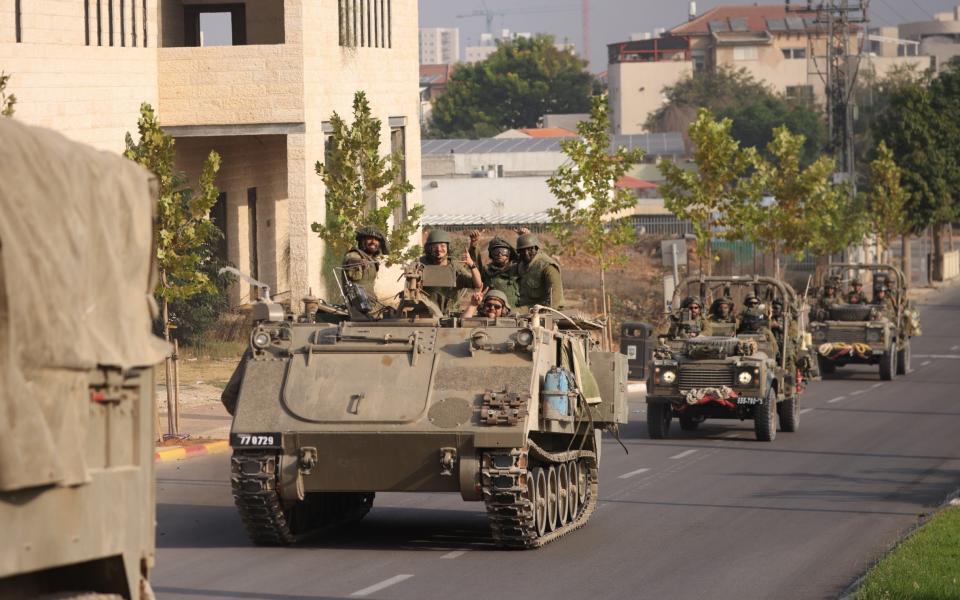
[631,215,693,237]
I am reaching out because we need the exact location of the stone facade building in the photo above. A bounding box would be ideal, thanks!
[1,0,422,306]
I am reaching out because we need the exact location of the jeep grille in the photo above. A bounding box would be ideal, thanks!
[678,366,734,390]
[826,328,867,343]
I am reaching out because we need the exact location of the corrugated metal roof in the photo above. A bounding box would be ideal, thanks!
[422,132,685,157]
[421,212,553,226]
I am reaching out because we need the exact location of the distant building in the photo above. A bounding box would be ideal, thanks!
[3,0,422,305]
[464,30,573,63]
[419,27,460,64]
[420,63,455,128]
[420,134,684,228]
[494,127,578,139]
[608,4,932,134]
[872,6,960,69]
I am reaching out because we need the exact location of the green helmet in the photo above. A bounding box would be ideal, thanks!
[483,289,512,310]
[356,226,389,255]
[744,292,760,306]
[516,233,540,250]
[851,278,862,286]
[488,236,518,260]
[425,229,451,246]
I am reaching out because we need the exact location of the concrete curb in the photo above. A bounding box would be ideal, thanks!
[155,440,230,463]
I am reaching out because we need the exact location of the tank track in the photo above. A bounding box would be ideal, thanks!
[481,439,598,549]
[231,450,374,546]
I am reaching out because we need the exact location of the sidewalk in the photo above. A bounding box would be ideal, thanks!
[155,388,233,463]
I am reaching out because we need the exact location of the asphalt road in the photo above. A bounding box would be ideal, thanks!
[153,285,960,600]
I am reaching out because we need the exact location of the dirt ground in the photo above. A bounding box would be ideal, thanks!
[155,355,241,411]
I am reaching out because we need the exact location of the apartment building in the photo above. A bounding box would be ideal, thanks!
[608,4,931,134]
[419,26,458,64]
[0,0,421,306]
[871,6,960,69]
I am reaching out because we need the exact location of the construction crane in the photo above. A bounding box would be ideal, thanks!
[456,3,579,36]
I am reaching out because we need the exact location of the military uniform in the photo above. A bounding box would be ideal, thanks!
[469,236,521,308]
[341,247,380,298]
[418,256,477,315]
[515,234,564,309]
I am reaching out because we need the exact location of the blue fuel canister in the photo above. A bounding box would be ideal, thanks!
[542,367,571,419]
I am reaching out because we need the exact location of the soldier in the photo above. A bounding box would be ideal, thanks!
[463,289,513,319]
[516,233,565,309]
[873,286,897,319]
[468,231,520,308]
[668,296,705,338]
[341,226,388,298]
[812,280,839,321]
[708,297,736,323]
[419,229,483,315]
[846,278,868,304]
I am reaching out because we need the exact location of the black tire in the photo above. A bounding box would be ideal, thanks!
[818,355,836,375]
[896,339,911,375]
[754,388,777,442]
[879,343,896,381]
[647,403,672,439]
[777,396,800,433]
[679,413,701,431]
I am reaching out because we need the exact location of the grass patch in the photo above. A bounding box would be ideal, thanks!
[856,505,960,600]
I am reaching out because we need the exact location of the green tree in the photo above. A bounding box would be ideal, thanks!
[546,95,645,336]
[647,67,825,165]
[658,108,759,274]
[866,141,910,264]
[311,91,422,286]
[735,126,860,276]
[428,35,594,138]
[1,71,15,117]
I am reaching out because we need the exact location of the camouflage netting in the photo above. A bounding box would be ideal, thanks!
[0,119,169,492]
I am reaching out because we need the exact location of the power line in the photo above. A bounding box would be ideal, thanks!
[874,0,909,23]
[906,0,935,21]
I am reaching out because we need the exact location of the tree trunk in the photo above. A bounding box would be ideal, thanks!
[932,223,944,281]
[599,267,609,351]
[163,297,177,436]
[901,233,911,286]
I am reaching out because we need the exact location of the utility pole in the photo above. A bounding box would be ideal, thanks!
[787,1,870,193]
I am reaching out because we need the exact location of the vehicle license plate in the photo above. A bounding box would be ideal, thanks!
[231,433,282,448]
[736,397,763,405]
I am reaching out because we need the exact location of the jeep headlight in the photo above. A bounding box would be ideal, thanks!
[252,330,272,350]
[866,328,882,342]
[738,371,753,385]
[661,370,677,384]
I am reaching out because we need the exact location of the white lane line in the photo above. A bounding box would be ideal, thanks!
[723,431,742,438]
[618,467,652,479]
[800,408,814,415]
[669,449,699,460]
[828,396,846,403]
[870,383,884,389]
[914,354,960,359]
[951,345,959,351]
[440,549,470,559]
[922,360,932,366]
[351,575,414,597]
[849,390,865,396]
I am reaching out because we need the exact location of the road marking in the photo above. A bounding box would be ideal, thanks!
[723,431,742,438]
[627,383,646,393]
[800,408,814,415]
[849,390,865,396]
[922,360,932,366]
[915,354,960,359]
[951,345,959,351]
[440,549,470,559]
[618,467,652,479]
[669,449,699,460]
[870,383,884,389]
[351,575,414,597]
[828,396,846,403]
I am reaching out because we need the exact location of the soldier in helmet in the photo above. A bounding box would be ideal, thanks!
[516,233,565,309]
[463,289,513,319]
[873,285,897,320]
[341,226,388,298]
[708,297,736,323]
[418,229,483,315]
[667,296,705,338]
[467,230,521,308]
[846,278,868,305]
[812,279,839,321]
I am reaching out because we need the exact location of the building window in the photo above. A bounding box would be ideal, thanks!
[120,0,125,46]
[782,47,806,59]
[898,44,918,57]
[339,0,391,48]
[211,192,229,264]
[131,0,137,46]
[184,4,247,47]
[14,0,21,43]
[733,46,758,61]
[247,188,259,294]
[108,0,114,46]
[390,119,407,222]
[143,0,148,47]
[786,85,814,104]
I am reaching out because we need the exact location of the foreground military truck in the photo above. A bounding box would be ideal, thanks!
[225,264,627,548]
[0,120,167,598]
[809,264,919,380]
[646,276,808,442]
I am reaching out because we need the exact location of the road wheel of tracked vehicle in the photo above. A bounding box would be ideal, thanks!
[753,388,778,442]
[679,412,701,431]
[546,465,559,532]
[818,355,836,375]
[575,459,587,506]
[556,463,570,526]
[533,467,547,537]
[647,403,672,439]
[879,343,896,381]
[567,460,580,521]
[777,395,800,433]
[897,339,911,375]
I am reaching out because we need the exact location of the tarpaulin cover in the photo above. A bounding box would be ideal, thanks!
[0,119,169,492]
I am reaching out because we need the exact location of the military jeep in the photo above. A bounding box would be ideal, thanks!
[646,276,809,442]
[809,264,919,380]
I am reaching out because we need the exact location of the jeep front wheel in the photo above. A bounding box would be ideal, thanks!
[753,389,777,442]
[879,343,896,381]
[647,403,672,439]
[896,339,911,375]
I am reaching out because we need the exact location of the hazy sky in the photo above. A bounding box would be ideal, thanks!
[419,0,960,70]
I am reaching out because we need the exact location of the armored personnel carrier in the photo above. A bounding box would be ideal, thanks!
[224,264,627,548]
[809,264,920,380]
[646,276,809,441]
